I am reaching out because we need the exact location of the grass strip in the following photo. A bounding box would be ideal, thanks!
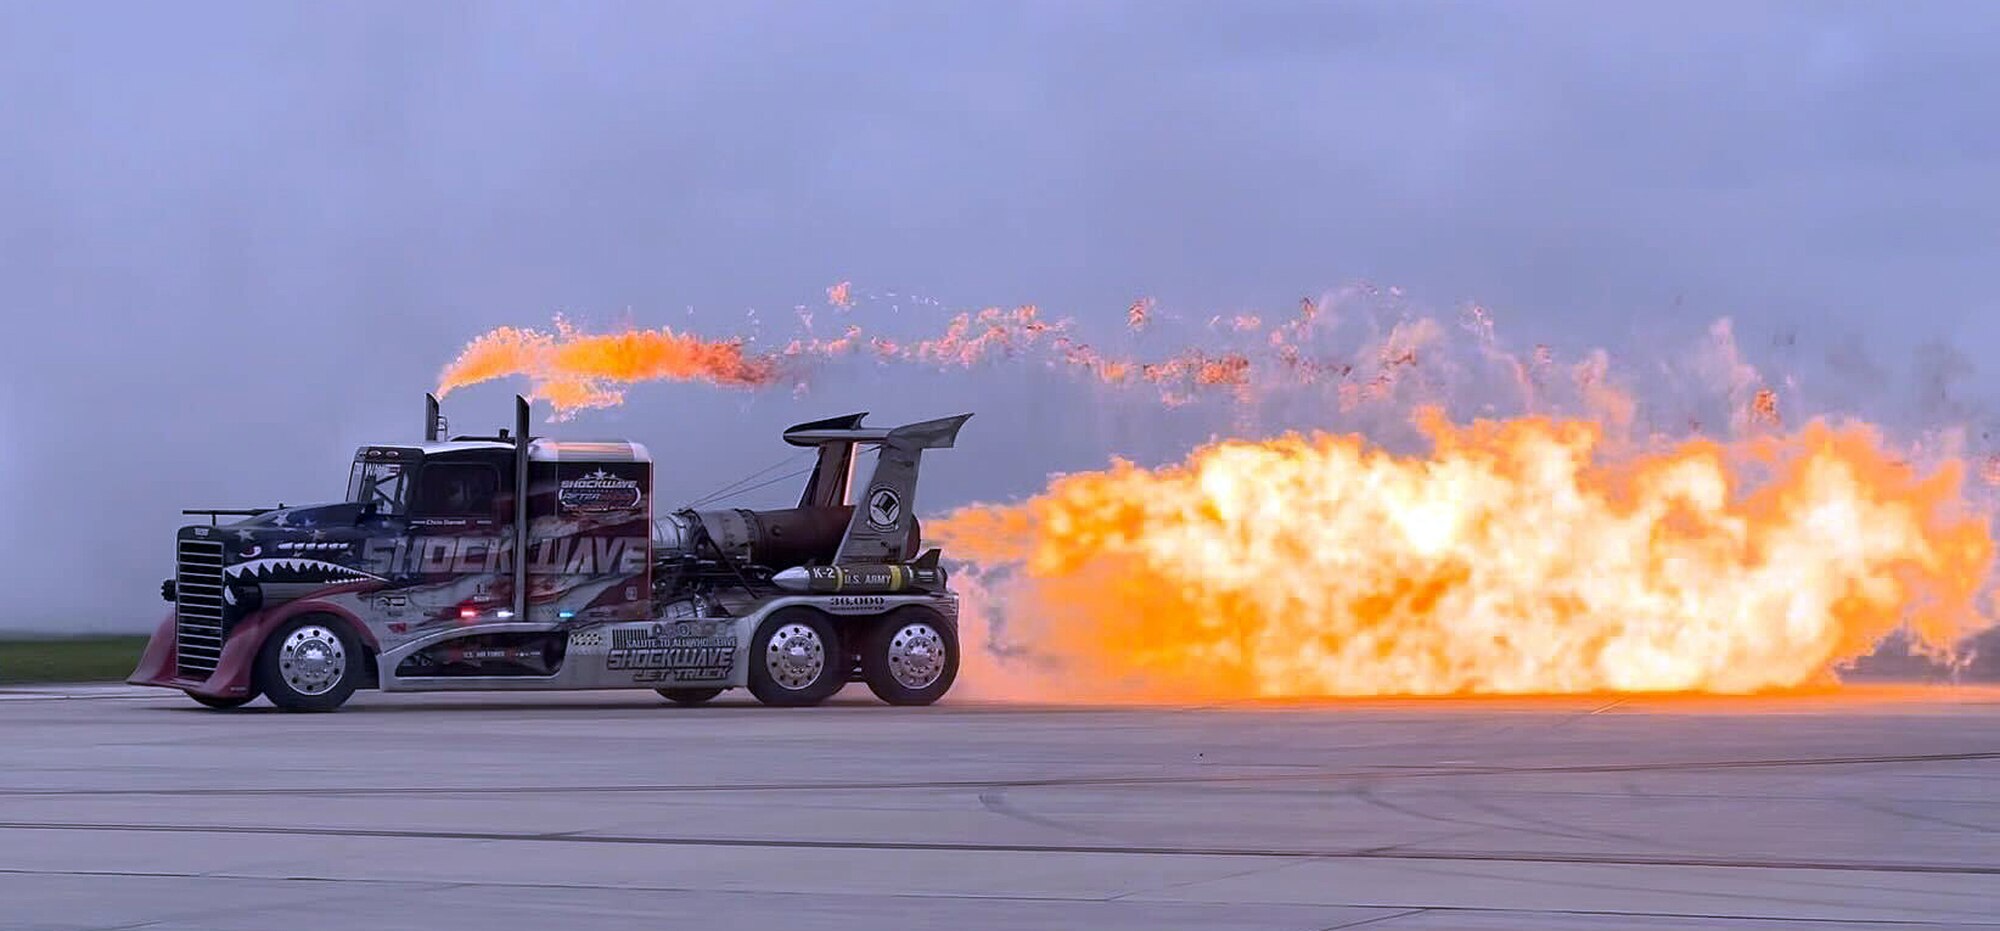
[0,636,148,685]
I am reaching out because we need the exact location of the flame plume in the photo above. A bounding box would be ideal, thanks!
[934,411,1994,698]
[434,319,780,417]
[439,285,1998,699]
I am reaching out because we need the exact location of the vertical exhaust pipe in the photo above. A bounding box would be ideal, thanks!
[513,395,532,623]
[424,393,441,442]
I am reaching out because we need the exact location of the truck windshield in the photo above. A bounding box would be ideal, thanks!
[347,461,409,514]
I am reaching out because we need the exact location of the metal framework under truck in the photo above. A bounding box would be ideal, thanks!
[129,396,970,711]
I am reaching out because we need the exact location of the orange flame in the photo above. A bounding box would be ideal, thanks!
[826,280,854,309]
[442,292,1367,415]
[434,319,779,416]
[1127,297,1154,332]
[441,286,2000,697]
[935,411,1994,699]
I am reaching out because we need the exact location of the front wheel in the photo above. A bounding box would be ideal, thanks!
[860,607,959,706]
[256,616,364,712]
[656,687,724,706]
[185,690,255,710]
[746,608,844,707]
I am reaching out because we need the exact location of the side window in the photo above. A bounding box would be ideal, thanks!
[412,463,501,518]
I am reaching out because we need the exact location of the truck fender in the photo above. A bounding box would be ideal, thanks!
[130,596,381,699]
[125,612,180,687]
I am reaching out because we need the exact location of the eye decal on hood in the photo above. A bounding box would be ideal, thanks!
[223,558,385,585]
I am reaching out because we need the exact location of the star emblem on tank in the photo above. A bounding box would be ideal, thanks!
[236,529,255,543]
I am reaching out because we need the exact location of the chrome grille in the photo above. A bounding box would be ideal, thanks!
[175,538,227,677]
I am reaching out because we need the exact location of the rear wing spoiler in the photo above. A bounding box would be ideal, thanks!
[797,413,971,565]
[785,412,971,515]
[782,412,971,450]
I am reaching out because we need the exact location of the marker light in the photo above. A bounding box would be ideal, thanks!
[458,607,477,620]
[495,609,515,619]
[558,610,576,619]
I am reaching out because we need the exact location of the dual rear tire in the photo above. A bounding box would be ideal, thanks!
[859,606,959,706]
[743,606,959,707]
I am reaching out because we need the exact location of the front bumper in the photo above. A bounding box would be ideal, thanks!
[128,610,261,699]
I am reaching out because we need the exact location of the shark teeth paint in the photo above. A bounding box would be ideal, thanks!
[223,557,385,584]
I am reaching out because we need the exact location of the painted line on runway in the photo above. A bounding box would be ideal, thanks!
[1,748,1993,799]
[0,866,1991,928]
[1,819,1995,876]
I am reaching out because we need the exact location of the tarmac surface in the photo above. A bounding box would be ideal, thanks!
[1,684,1996,930]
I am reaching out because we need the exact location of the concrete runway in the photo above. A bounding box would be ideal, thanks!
[1,685,1996,930]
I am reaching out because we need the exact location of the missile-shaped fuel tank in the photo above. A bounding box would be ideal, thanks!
[771,558,947,594]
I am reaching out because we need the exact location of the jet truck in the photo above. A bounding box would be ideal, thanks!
[129,396,970,712]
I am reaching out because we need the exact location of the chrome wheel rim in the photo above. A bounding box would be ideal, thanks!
[279,625,346,696]
[765,622,825,690]
[887,622,946,690]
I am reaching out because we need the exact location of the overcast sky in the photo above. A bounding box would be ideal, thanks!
[5,1,1998,630]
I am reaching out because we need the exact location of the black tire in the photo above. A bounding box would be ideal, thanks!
[255,615,365,713]
[185,690,256,710]
[656,687,724,706]
[860,606,959,706]
[746,607,844,707]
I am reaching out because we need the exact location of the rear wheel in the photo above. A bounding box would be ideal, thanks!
[184,690,255,710]
[655,687,724,706]
[746,608,844,706]
[860,606,959,706]
[256,616,364,713]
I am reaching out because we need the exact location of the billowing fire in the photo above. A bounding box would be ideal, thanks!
[934,410,1994,698]
[439,284,1998,697]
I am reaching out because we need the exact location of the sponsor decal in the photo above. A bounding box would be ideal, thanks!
[864,485,901,530]
[357,535,648,577]
[560,469,643,514]
[606,622,736,682]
